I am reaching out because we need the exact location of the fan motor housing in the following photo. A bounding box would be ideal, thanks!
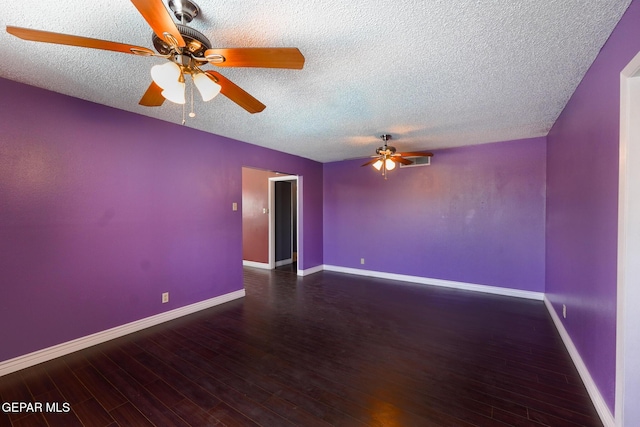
[376,145,396,156]
[152,24,212,58]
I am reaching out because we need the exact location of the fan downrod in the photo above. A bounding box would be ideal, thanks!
[377,134,396,155]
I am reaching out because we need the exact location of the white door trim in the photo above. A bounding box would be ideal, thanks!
[616,50,640,427]
[268,175,300,274]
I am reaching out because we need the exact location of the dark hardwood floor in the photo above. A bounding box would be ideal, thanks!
[274,262,297,273]
[0,268,603,426]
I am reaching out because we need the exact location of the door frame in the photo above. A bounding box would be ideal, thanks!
[268,175,300,274]
[616,50,640,426]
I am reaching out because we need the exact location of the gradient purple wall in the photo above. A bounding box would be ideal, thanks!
[545,0,640,412]
[324,137,546,292]
[0,77,322,363]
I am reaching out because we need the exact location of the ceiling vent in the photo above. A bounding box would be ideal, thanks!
[399,156,431,168]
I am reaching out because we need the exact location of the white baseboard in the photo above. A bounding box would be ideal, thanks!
[322,265,544,300]
[543,297,614,427]
[243,260,270,269]
[298,264,324,276]
[0,289,246,377]
[275,258,293,267]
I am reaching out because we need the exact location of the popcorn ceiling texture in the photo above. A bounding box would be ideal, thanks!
[0,0,632,162]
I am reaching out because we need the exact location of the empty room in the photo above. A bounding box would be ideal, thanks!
[1,0,640,426]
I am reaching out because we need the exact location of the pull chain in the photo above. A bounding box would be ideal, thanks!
[181,76,196,124]
[189,78,196,118]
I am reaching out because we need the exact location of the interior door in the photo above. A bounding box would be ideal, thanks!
[274,181,293,266]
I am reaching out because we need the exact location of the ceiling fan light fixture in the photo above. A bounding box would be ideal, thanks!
[363,134,432,179]
[385,158,396,171]
[193,72,221,101]
[6,0,304,116]
[161,81,186,104]
[151,61,182,89]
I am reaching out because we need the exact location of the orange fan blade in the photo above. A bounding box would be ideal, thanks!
[205,71,266,114]
[139,81,165,107]
[6,26,155,55]
[398,151,434,157]
[362,158,380,167]
[130,0,185,47]
[391,156,413,165]
[205,48,305,69]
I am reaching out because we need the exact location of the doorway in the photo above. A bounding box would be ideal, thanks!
[269,175,300,274]
[241,168,302,274]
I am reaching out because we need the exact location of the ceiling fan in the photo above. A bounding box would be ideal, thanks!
[362,134,433,179]
[5,0,305,114]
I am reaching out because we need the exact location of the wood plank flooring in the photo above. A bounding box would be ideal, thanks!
[0,268,603,426]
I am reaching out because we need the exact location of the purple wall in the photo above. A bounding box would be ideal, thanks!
[0,77,322,363]
[323,137,546,292]
[546,0,640,412]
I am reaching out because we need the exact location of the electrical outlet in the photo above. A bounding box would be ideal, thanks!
[562,304,567,319]
[232,202,238,211]
[162,292,169,304]
[360,258,365,265]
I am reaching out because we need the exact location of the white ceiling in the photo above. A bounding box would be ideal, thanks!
[0,0,632,162]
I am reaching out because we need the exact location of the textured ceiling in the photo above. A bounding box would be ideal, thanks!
[0,0,632,162]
